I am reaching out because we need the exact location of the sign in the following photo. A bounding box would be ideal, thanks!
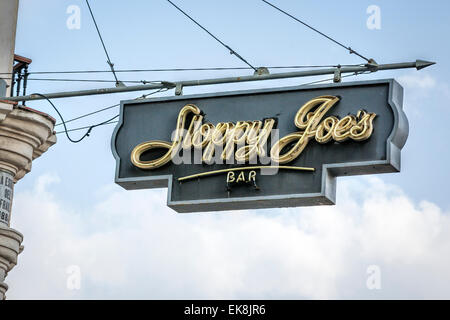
[0,79,7,98]
[0,170,14,226]
[111,79,408,212]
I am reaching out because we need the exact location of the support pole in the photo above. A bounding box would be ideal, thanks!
[0,60,436,103]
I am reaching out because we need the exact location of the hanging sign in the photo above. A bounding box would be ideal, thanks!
[111,79,408,212]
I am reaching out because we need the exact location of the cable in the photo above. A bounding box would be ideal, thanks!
[261,0,372,63]
[0,77,160,84]
[55,88,169,134]
[0,64,365,75]
[54,102,120,127]
[25,78,148,84]
[56,120,118,135]
[55,72,370,135]
[165,0,257,71]
[299,70,371,86]
[54,88,170,127]
[85,0,122,86]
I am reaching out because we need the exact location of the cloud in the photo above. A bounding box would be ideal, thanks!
[395,73,450,116]
[397,73,436,90]
[5,174,450,299]
[396,72,450,101]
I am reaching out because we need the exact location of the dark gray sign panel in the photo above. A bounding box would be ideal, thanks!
[111,79,408,212]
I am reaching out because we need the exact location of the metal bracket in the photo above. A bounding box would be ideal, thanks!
[254,67,270,76]
[175,83,183,96]
[0,60,435,102]
[333,65,342,83]
[366,59,379,72]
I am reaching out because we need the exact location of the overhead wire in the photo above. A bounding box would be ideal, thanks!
[1,1,375,93]
[165,0,257,71]
[0,64,366,76]
[54,88,169,127]
[11,1,375,139]
[261,0,373,63]
[0,77,162,84]
[33,92,117,143]
[55,119,119,135]
[54,102,120,127]
[55,71,370,136]
[298,70,371,87]
[85,0,122,86]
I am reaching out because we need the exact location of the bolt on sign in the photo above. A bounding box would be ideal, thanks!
[112,79,408,212]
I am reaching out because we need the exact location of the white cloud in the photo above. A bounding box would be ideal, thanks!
[397,73,436,90]
[5,174,450,299]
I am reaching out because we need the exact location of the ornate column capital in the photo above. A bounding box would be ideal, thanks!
[0,105,56,299]
[0,225,23,300]
[0,101,14,122]
[0,105,57,182]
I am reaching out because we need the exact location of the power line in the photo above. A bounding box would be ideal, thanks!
[55,102,120,127]
[40,89,170,141]
[165,0,257,71]
[0,77,161,84]
[54,88,169,127]
[0,64,366,75]
[56,120,118,135]
[298,70,371,86]
[85,0,122,87]
[55,72,369,136]
[261,0,373,63]
[33,92,119,143]
[26,78,149,84]
[5,60,428,102]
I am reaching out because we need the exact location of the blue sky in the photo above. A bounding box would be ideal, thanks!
[4,0,450,299]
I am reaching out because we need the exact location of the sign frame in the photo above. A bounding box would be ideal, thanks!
[111,79,408,212]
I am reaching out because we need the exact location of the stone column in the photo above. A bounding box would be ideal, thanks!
[0,106,57,300]
[0,0,57,299]
[0,0,19,98]
[0,0,20,300]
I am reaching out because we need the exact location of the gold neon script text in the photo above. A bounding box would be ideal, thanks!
[270,96,377,163]
[130,96,376,169]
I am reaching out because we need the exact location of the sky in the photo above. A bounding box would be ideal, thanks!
[3,0,450,299]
